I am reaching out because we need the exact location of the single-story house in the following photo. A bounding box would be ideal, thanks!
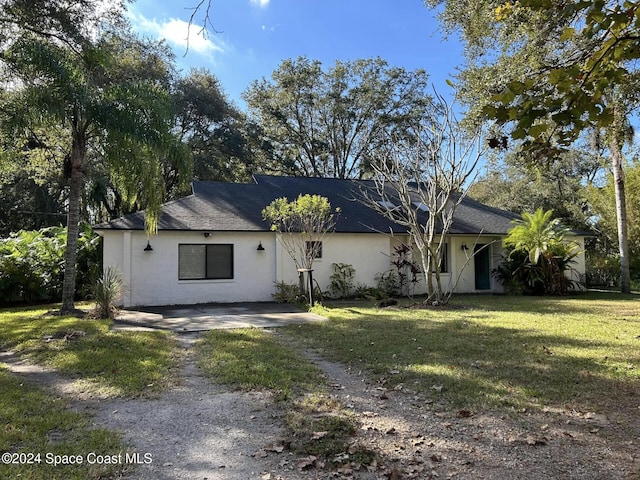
[94,175,587,307]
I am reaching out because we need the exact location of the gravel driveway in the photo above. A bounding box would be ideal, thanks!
[3,330,638,479]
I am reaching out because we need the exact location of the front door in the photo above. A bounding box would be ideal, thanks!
[474,244,491,290]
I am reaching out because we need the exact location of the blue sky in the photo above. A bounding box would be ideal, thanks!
[126,0,464,109]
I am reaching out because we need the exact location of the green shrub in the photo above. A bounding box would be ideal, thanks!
[272,281,303,304]
[494,209,581,295]
[0,225,100,305]
[91,266,123,319]
[374,270,401,297]
[328,262,356,299]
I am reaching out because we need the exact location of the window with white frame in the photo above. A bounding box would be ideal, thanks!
[178,244,234,280]
[440,243,448,274]
[430,243,449,274]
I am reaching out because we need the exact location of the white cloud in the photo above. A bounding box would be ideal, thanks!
[250,0,270,8]
[128,11,225,57]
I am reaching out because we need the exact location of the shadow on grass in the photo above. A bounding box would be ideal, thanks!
[287,293,640,414]
[0,306,178,397]
[196,328,326,401]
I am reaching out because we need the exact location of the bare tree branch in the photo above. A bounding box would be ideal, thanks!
[360,90,486,304]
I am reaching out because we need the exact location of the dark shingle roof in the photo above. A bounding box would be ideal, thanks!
[94,175,521,235]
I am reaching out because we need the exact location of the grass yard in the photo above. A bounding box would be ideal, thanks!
[0,304,179,397]
[0,366,126,480]
[285,292,640,413]
[197,328,363,459]
[0,303,180,479]
[197,328,326,401]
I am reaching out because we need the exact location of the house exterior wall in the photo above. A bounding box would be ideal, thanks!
[274,233,394,292]
[101,230,277,307]
[568,235,587,289]
[101,230,395,307]
[389,235,506,296]
[100,230,588,307]
[449,236,505,293]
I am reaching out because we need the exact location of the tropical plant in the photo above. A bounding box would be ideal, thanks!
[0,24,188,313]
[328,263,356,299]
[91,266,123,319]
[497,208,581,295]
[0,225,100,305]
[374,270,401,298]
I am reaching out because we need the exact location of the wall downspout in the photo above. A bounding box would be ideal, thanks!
[123,231,132,307]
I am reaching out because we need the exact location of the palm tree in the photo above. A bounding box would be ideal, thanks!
[502,208,580,295]
[1,28,188,313]
[505,208,571,265]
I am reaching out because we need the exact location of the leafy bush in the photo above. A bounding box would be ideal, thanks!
[374,243,421,298]
[374,270,401,297]
[272,281,304,304]
[493,209,581,295]
[0,224,100,305]
[328,263,356,299]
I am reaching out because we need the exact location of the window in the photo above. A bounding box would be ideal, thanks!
[432,243,449,274]
[440,243,448,274]
[179,244,233,280]
[306,241,323,259]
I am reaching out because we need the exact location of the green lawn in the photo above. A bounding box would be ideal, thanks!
[285,292,640,413]
[0,303,180,479]
[0,304,179,397]
[4,294,635,475]
[0,366,126,480]
[197,328,326,401]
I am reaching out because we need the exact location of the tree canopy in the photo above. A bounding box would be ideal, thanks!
[0,8,189,311]
[244,56,432,179]
[425,0,639,292]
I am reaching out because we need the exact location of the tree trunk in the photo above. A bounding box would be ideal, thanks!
[609,137,631,293]
[60,133,86,313]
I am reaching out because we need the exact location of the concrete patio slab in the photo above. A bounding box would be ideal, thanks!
[112,302,327,332]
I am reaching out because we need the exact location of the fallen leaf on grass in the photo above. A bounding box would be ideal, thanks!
[312,431,328,440]
[508,435,548,446]
[264,444,285,453]
[298,455,324,470]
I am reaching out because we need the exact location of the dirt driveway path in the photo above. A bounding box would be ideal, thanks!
[2,330,638,479]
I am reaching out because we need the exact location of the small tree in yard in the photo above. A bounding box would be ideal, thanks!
[496,208,581,295]
[362,91,485,305]
[262,195,338,294]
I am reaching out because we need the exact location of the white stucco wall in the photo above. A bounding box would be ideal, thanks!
[101,230,277,307]
[385,235,505,296]
[101,230,395,306]
[100,229,588,307]
[567,235,587,289]
[275,233,394,291]
[449,236,505,293]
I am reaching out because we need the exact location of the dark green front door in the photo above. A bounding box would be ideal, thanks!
[474,244,491,290]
